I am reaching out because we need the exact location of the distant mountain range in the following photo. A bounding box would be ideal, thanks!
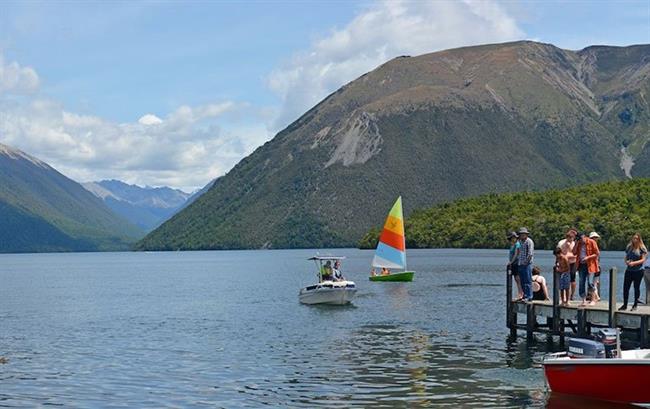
[137,40,650,251]
[0,144,143,253]
[82,180,191,231]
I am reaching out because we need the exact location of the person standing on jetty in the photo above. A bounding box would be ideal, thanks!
[507,231,523,300]
[574,232,600,306]
[589,232,602,302]
[517,228,534,301]
[620,233,647,311]
[554,247,571,305]
[557,229,578,300]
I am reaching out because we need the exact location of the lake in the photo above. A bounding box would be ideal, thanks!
[0,249,638,407]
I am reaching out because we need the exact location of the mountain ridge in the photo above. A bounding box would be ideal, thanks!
[0,143,143,252]
[137,41,650,251]
[82,180,191,231]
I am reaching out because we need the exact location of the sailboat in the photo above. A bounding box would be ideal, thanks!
[369,196,415,282]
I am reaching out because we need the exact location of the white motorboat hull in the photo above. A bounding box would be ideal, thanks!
[299,280,357,305]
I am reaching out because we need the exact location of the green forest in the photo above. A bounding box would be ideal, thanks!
[359,179,650,251]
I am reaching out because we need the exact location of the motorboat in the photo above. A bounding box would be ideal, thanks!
[542,328,650,404]
[299,256,356,305]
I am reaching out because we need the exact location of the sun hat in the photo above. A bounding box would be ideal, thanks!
[518,227,530,235]
[508,231,518,239]
[589,232,601,239]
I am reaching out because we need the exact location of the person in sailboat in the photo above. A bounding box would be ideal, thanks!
[381,267,390,276]
[332,260,344,281]
[321,261,334,281]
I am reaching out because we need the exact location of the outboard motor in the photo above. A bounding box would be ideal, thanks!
[596,328,619,358]
[568,338,605,359]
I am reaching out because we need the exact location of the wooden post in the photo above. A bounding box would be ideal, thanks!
[577,308,588,337]
[640,316,649,348]
[526,302,536,339]
[645,269,650,305]
[552,268,560,334]
[506,266,516,336]
[609,267,617,328]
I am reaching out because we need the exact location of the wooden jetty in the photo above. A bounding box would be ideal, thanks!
[506,267,650,347]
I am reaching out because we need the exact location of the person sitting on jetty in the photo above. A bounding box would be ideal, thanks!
[589,232,602,302]
[557,228,577,301]
[554,247,571,306]
[620,233,647,311]
[531,266,550,301]
[574,232,600,306]
[321,261,333,281]
[517,227,534,302]
[507,231,523,301]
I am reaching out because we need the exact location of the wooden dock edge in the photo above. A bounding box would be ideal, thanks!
[507,266,650,348]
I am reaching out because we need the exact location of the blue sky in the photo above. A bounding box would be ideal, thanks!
[0,0,648,190]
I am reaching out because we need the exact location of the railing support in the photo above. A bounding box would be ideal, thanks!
[506,266,516,337]
[552,268,560,334]
[608,267,617,328]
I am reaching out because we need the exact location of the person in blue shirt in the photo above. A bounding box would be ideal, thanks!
[507,231,523,300]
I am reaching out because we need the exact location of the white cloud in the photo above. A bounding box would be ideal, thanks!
[268,0,524,129]
[0,98,271,191]
[138,114,163,126]
[0,54,39,94]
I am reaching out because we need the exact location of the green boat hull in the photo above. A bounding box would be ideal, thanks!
[369,271,414,282]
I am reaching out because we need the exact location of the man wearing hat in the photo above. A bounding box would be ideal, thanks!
[517,227,535,301]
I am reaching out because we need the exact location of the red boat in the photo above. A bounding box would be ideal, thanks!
[543,347,650,404]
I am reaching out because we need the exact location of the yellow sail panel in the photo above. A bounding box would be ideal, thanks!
[383,215,404,236]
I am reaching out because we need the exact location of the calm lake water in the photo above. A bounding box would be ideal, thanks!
[0,249,638,408]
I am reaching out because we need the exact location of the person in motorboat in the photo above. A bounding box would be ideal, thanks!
[554,247,570,305]
[332,260,344,281]
[321,261,334,281]
[620,233,647,311]
[507,231,523,301]
[574,231,600,306]
[381,267,390,276]
[531,266,550,301]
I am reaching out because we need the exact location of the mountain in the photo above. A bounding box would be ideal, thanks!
[0,144,143,252]
[359,178,650,252]
[83,180,190,231]
[137,41,650,251]
[178,178,217,211]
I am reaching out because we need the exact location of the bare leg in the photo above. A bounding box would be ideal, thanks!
[514,275,523,298]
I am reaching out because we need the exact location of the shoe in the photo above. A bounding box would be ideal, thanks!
[619,305,628,311]
[632,304,638,311]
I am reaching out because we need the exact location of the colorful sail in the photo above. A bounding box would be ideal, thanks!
[372,196,406,269]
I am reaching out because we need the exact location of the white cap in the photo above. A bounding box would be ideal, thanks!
[589,231,600,239]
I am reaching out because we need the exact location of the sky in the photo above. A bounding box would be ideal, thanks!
[0,0,648,192]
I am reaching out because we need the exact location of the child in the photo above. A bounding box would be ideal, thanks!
[554,247,571,305]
